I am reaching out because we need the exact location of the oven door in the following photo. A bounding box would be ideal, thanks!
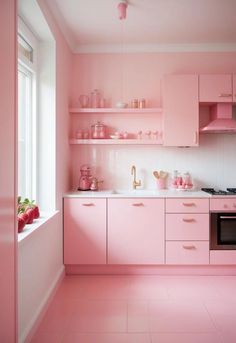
[210,213,236,250]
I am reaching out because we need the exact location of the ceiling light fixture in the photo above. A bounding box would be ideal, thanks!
[117,0,128,20]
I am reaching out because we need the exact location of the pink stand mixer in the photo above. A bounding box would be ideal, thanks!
[78,165,104,191]
[78,165,93,191]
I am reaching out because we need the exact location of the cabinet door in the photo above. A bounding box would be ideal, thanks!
[108,198,164,264]
[199,74,232,102]
[163,75,199,147]
[64,198,106,264]
[233,75,236,103]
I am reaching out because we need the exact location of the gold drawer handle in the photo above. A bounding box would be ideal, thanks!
[82,203,94,206]
[182,202,195,207]
[219,93,232,97]
[182,218,195,223]
[132,203,144,207]
[183,245,196,250]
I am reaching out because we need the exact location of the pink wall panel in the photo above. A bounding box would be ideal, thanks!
[0,0,17,341]
[71,52,236,108]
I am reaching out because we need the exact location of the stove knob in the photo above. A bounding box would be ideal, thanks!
[233,203,236,208]
[224,204,228,209]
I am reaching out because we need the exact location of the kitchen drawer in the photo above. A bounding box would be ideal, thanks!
[210,198,236,211]
[166,198,209,213]
[166,214,209,240]
[166,241,209,265]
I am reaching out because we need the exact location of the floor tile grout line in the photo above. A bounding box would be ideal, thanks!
[202,300,224,333]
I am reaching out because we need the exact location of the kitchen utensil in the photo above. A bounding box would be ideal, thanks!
[153,171,159,179]
[79,94,89,108]
[91,121,106,139]
[110,135,121,139]
[116,101,128,108]
[90,178,104,191]
[91,89,100,108]
[159,170,168,179]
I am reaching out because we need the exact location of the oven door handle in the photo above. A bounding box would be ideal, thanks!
[220,216,236,219]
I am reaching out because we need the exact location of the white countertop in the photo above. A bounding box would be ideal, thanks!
[64,189,211,198]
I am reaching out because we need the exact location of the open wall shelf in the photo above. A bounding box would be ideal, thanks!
[69,107,163,114]
[69,139,163,145]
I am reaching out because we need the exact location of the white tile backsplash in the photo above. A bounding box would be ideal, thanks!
[71,134,236,191]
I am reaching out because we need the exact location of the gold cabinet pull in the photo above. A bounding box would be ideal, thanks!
[182,218,195,223]
[182,245,196,250]
[132,203,144,207]
[182,202,195,207]
[218,93,232,97]
[82,203,94,206]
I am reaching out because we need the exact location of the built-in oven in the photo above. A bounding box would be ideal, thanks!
[210,213,236,250]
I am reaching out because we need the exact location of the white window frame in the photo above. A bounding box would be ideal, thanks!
[18,17,38,201]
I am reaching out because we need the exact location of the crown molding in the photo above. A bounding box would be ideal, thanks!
[72,43,236,54]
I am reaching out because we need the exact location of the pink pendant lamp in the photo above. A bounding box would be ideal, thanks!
[118,0,128,20]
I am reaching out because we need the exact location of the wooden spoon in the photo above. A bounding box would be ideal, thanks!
[153,171,159,179]
[159,170,168,179]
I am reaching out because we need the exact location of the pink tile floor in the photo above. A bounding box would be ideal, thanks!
[31,275,236,343]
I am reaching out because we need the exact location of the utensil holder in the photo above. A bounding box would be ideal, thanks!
[156,178,166,190]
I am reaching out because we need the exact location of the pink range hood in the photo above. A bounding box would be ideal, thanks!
[200,103,236,133]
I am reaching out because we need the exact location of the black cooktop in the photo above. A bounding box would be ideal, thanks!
[201,188,236,195]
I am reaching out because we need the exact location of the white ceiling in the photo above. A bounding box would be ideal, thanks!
[45,0,236,52]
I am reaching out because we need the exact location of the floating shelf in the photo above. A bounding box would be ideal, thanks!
[69,107,162,114]
[69,139,163,145]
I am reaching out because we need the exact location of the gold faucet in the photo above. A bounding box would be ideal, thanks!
[131,165,142,189]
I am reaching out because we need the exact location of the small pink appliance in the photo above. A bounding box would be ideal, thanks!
[78,165,92,190]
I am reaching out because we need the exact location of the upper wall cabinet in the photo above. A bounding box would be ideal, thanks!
[199,74,232,103]
[162,74,199,147]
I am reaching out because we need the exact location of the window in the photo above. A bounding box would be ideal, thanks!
[18,19,37,201]
[18,64,34,199]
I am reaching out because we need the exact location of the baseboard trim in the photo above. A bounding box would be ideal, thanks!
[22,265,65,343]
[65,264,236,276]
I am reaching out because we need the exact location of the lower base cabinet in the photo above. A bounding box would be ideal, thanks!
[166,241,209,265]
[210,251,236,265]
[108,198,165,264]
[64,198,106,264]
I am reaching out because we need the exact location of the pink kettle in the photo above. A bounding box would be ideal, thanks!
[78,165,92,190]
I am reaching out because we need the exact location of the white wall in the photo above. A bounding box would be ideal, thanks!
[18,213,64,343]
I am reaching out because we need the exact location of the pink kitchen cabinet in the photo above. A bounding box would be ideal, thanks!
[108,198,165,264]
[199,74,233,103]
[210,198,236,211]
[64,198,106,264]
[166,241,209,265]
[162,74,199,146]
[165,198,209,265]
[210,251,236,265]
[166,198,209,213]
[233,75,236,102]
[166,214,209,241]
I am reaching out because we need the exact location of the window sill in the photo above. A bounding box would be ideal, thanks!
[18,211,59,244]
